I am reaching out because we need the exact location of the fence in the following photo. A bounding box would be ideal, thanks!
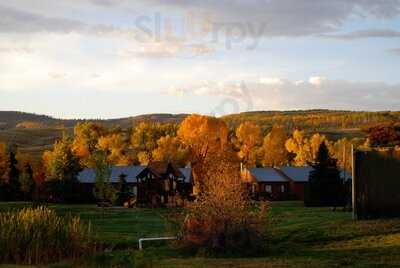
[352,147,400,219]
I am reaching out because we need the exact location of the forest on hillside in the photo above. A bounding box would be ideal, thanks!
[0,110,399,158]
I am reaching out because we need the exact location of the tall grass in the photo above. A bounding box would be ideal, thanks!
[0,206,96,265]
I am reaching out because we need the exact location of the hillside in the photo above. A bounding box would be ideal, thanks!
[1,110,399,158]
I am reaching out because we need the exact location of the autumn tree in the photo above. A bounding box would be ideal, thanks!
[178,115,228,194]
[285,129,311,166]
[364,123,400,147]
[97,133,130,165]
[152,135,189,167]
[72,122,106,167]
[309,133,330,160]
[181,146,267,254]
[130,122,176,165]
[235,122,262,167]
[43,134,81,181]
[261,125,288,167]
[332,138,365,172]
[93,151,116,208]
[0,142,9,183]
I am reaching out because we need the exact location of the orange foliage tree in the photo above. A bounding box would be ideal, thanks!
[181,147,267,253]
[178,114,228,194]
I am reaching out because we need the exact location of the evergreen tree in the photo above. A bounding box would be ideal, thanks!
[7,150,21,200]
[305,142,344,207]
[19,163,35,201]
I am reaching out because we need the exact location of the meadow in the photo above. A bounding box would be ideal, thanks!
[1,202,400,267]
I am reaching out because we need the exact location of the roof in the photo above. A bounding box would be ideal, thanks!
[279,166,352,182]
[77,165,146,184]
[179,167,192,183]
[147,161,182,178]
[110,166,146,182]
[77,165,192,184]
[279,166,313,182]
[249,167,288,182]
[77,168,96,183]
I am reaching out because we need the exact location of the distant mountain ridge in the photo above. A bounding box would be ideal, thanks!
[0,111,189,129]
[1,110,399,158]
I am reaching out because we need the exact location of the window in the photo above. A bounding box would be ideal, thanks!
[265,185,272,193]
[281,185,285,193]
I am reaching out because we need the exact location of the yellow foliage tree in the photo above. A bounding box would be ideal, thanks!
[309,133,329,160]
[43,135,81,181]
[97,133,129,165]
[72,122,105,167]
[235,122,262,167]
[0,142,10,182]
[285,129,311,166]
[152,135,188,166]
[261,125,288,167]
[130,121,176,165]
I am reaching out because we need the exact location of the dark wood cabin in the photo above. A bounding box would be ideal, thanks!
[136,161,191,207]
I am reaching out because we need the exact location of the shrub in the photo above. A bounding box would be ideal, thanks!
[0,206,97,265]
[180,151,268,255]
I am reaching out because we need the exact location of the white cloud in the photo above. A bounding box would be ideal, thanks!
[170,77,400,111]
[259,77,284,86]
[309,76,326,87]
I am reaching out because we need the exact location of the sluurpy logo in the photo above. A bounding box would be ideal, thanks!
[131,11,267,58]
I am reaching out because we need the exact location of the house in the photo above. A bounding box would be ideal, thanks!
[277,166,313,200]
[136,161,192,207]
[243,166,352,201]
[244,167,290,200]
[77,162,192,206]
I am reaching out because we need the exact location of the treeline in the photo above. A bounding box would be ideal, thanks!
[1,114,399,202]
[224,110,400,132]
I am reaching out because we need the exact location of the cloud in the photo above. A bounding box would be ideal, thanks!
[0,5,85,33]
[117,42,215,59]
[169,77,400,111]
[387,48,400,55]
[2,1,400,38]
[308,76,326,87]
[145,0,400,37]
[260,77,285,86]
[320,29,400,40]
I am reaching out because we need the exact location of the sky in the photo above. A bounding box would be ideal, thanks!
[1,0,400,119]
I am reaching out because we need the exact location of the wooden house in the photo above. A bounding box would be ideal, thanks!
[77,162,192,207]
[242,167,290,200]
[136,161,192,207]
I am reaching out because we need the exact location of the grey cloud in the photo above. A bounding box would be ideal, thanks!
[145,0,400,37]
[387,48,400,55]
[0,5,85,33]
[2,1,400,38]
[320,29,400,40]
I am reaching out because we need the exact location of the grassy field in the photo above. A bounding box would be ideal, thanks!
[1,201,400,267]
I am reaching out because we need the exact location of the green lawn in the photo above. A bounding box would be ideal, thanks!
[1,201,400,267]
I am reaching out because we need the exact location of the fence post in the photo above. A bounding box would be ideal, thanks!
[351,145,357,220]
